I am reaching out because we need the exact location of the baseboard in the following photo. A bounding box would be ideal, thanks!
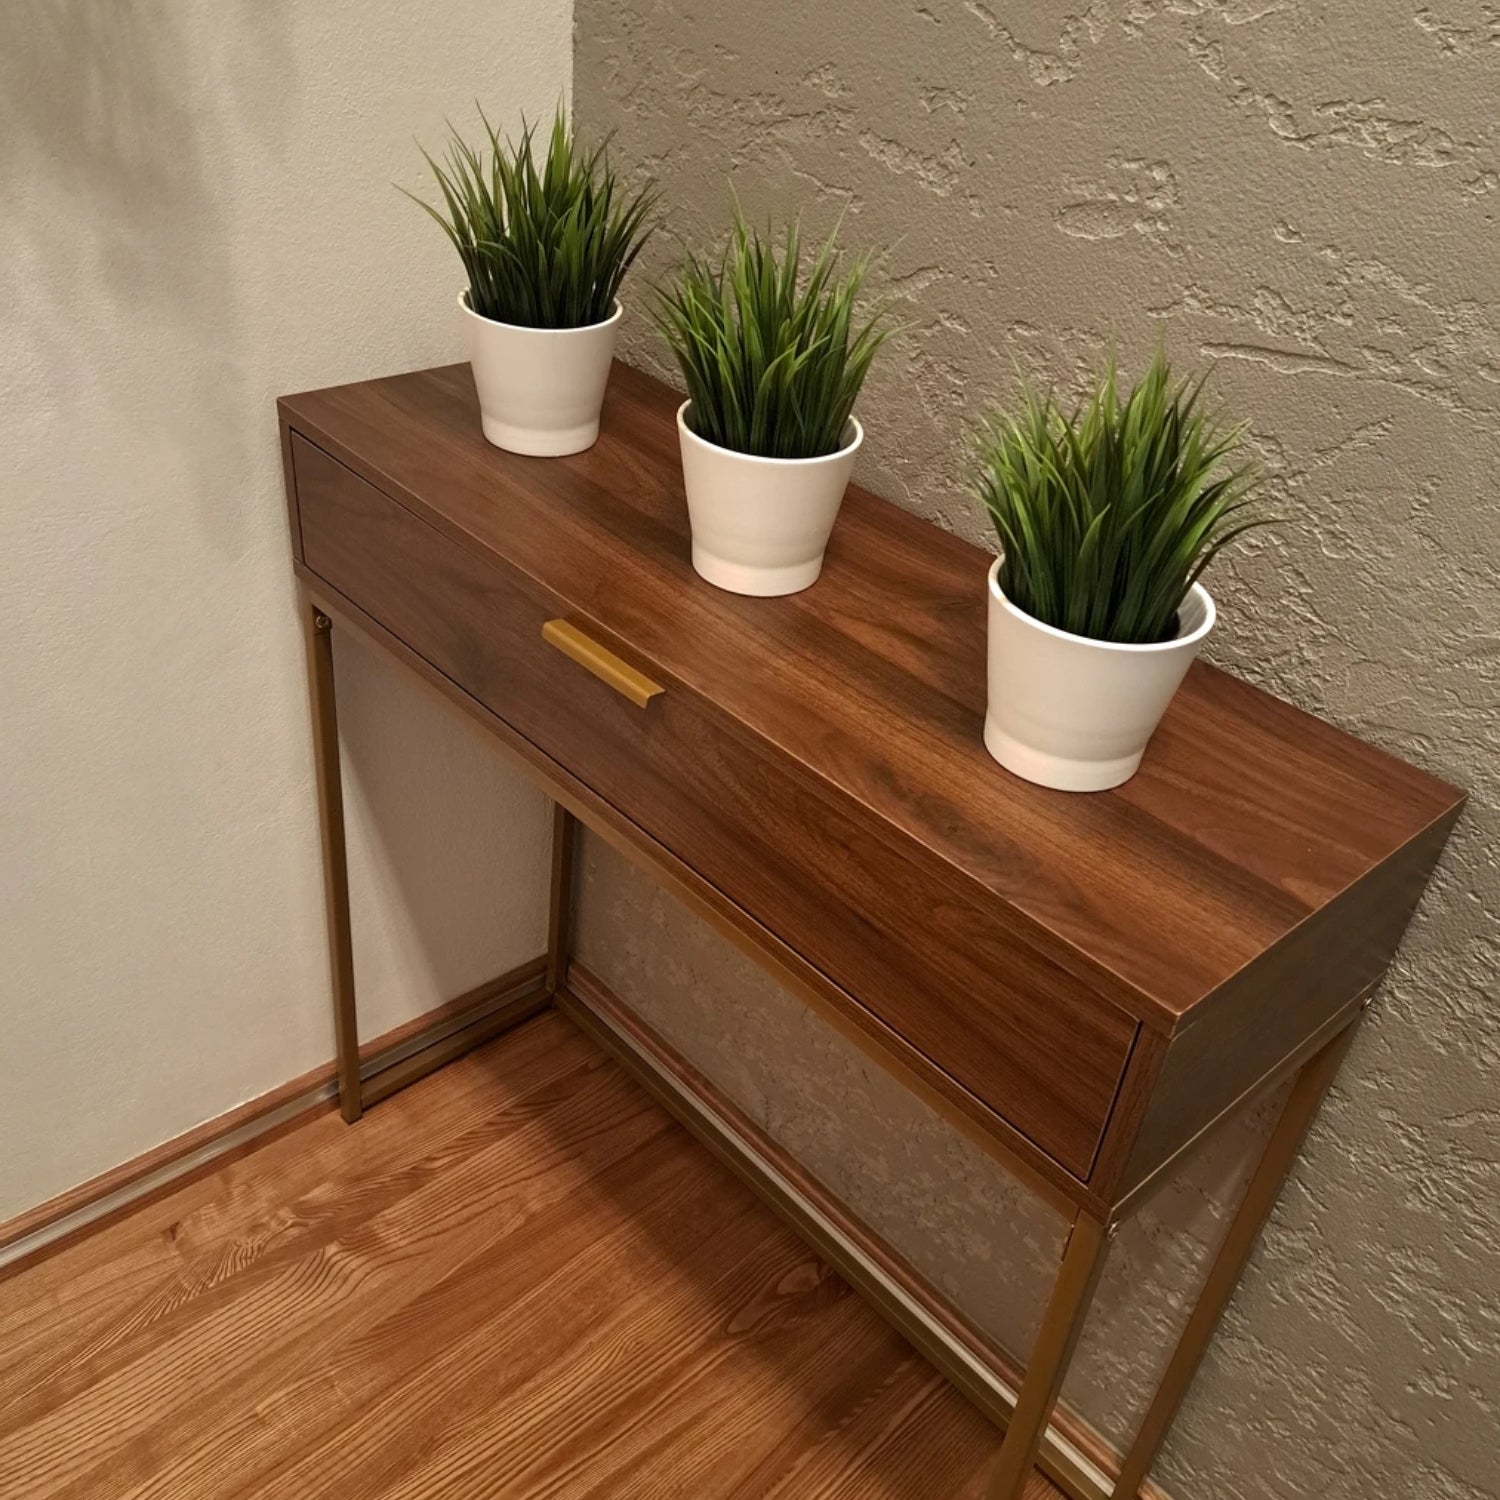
[558,963,1174,1500]
[0,955,551,1276]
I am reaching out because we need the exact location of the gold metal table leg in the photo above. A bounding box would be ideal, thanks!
[547,805,578,998]
[303,597,361,1123]
[988,1211,1112,1499]
[1111,1019,1361,1497]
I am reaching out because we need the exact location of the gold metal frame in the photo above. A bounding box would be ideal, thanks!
[989,1213,1114,1496]
[303,600,362,1122]
[546,804,578,996]
[301,594,553,1122]
[302,594,1360,1500]
[1109,1022,1359,1496]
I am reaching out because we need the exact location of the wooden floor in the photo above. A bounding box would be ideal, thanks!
[0,1010,1062,1499]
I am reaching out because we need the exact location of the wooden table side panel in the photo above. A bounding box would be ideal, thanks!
[1110,807,1461,1200]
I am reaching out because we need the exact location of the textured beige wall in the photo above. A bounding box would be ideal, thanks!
[0,2,568,1222]
[575,3,1499,1496]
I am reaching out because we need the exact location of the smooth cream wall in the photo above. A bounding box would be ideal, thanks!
[0,2,569,1222]
[576,4,1499,1497]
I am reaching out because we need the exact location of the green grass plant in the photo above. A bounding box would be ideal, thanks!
[654,209,892,459]
[974,349,1265,644]
[407,107,656,329]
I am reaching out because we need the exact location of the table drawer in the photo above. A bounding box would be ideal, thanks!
[293,434,1137,1182]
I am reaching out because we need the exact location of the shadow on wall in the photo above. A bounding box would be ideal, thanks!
[331,630,552,1018]
[0,1,294,554]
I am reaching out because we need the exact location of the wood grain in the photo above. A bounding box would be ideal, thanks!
[292,432,1135,1182]
[0,1013,1058,1500]
[279,362,1463,1025]
[1108,804,1461,1202]
[278,359,1464,1207]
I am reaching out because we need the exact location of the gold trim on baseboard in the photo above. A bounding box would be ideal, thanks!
[0,955,551,1276]
[557,964,1174,1500]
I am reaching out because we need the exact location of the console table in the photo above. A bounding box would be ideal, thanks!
[278,361,1462,1500]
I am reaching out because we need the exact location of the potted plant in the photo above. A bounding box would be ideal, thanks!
[409,108,656,456]
[974,349,1264,792]
[654,210,892,596]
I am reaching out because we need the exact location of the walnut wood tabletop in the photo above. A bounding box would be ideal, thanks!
[279,360,1462,1500]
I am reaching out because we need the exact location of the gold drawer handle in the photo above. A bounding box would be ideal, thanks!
[541,619,665,709]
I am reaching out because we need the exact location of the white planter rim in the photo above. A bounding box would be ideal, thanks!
[986,556,1215,654]
[676,401,862,467]
[457,291,623,336]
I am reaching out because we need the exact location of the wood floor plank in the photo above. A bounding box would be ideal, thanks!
[196,1128,768,1499]
[15,1056,664,1496]
[0,1013,594,1401]
[373,1210,803,1498]
[0,1011,1064,1500]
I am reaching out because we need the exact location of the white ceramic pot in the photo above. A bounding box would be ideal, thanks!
[459,293,622,457]
[676,402,863,596]
[984,557,1215,792]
